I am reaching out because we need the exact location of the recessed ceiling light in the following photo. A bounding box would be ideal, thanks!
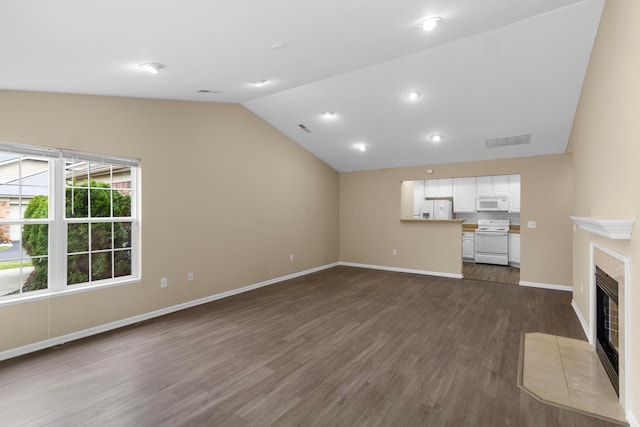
[250,80,268,87]
[322,111,336,119]
[430,134,443,143]
[354,143,367,152]
[405,90,422,101]
[139,63,164,74]
[417,17,442,31]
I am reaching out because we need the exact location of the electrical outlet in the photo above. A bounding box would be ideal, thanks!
[160,277,168,288]
[289,254,294,261]
[527,221,536,229]
[188,272,194,282]
[392,249,397,256]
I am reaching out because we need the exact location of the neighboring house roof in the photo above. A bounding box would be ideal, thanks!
[0,154,19,164]
[0,171,49,198]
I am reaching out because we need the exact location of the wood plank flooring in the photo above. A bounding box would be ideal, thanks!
[0,266,617,426]
[463,261,521,285]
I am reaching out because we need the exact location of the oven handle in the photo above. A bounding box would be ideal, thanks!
[475,231,509,236]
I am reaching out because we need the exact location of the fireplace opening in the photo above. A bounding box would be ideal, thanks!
[595,266,619,396]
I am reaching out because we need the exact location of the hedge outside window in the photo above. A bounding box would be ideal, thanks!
[0,142,139,299]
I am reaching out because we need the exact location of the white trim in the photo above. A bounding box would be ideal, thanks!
[570,216,635,240]
[571,299,591,344]
[339,262,463,279]
[0,262,338,361]
[60,149,140,168]
[0,277,141,308]
[0,141,59,158]
[629,411,639,427]
[589,242,597,349]
[519,280,572,292]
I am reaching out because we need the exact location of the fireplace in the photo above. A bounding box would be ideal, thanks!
[595,266,619,396]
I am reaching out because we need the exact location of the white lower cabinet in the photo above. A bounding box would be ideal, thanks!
[509,233,520,267]
[462,232,475,260]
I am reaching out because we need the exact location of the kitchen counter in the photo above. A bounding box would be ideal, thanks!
[401,219,465,224]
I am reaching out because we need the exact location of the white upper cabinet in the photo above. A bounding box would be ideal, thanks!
[413,180,425,216]
[424,178,453,198]
[508,174,521,213]
[492,175,509,195]
[475,176,493,196]
[476,175,509,197]
[453,177,476,212]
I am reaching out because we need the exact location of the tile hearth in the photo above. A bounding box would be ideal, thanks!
[518,332,627,425]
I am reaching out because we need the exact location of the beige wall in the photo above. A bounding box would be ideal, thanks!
[0,90,339,352]
[339,154,573,285]
[569,0,640,417]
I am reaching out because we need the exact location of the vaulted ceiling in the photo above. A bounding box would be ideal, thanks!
[1,0,604,171]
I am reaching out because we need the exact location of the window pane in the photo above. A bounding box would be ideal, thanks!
[66,161,89,186]
[23,195,49,221]
[114,222,131,249]
[114,190,131,217]
[66,187,89,218]
[0,259,43,295]
[22,224,48,257]
[67,223,88,253]
[91,252,112,281]
[91,222,112,251]
[88,163,111,185]
[0,161,50,221]
[68,254,89,285]
[90,189,111,218]
[114,250,131,278]
[23,257,47,293]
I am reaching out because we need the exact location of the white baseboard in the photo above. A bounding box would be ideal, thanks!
[571,299,592,344]
[519,280,572,292]
[339,262,463,279]
[0,262,339,361]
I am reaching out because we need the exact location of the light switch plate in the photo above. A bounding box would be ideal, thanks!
[527,221,536,229]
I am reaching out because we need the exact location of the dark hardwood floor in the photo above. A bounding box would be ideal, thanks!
[463,261,521,285]
[0,266,617,426]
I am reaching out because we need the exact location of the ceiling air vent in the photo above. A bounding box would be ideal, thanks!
[485,134,531,148]
[197,89,222,94]
[298,124,312,133]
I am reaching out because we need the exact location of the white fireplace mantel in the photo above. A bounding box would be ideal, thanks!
[570,216,635,240]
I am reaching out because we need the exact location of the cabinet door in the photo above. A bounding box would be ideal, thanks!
[492,175,509,195]
[413,180,425,216]
[425,178,452,197]
[424,179,439,197]
[453,177,476,212]
[462,233,475,259]
[509,174,521,213]
[476,176,493,196]
[438,178,453,197]
[509,233,521,264]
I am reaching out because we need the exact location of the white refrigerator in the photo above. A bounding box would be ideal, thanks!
[420,200,453,220]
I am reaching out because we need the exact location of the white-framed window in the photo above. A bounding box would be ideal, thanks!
[0,142,140,300]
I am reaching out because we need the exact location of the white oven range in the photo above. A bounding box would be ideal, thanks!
[474,219,510,266]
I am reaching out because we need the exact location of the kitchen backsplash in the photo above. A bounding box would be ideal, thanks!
[455,212,520,225]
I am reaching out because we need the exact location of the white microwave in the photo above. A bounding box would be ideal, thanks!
[477,196,509,211]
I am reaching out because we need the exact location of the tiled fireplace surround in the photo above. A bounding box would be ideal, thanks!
[593,244,627,410]
[519,242,630,424]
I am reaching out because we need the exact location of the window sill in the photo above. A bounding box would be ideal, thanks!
[0,276,141,308]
